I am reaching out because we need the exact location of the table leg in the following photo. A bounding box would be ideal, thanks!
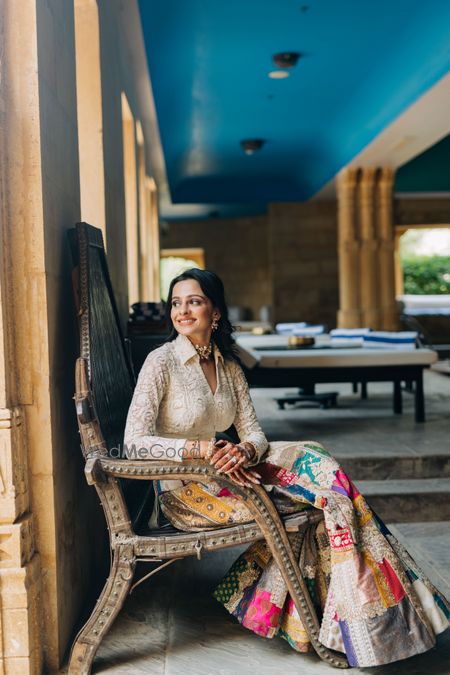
[415,370,425,423]
[393,381,402,414]
[352,382,358,394]
[361,381,368,399]
[405,379,414,393]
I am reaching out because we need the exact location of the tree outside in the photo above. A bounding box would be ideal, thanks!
[400,228,450,295]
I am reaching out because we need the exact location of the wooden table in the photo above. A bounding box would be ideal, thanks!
[235,334,438,423]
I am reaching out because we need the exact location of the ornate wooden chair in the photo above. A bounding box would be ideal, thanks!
[67,222,348,673]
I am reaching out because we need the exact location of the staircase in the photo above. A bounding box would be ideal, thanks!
[337,453,450,523]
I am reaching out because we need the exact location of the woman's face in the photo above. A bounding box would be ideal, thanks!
[170,278,219,340]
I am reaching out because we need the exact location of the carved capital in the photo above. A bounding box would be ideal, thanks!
[337,167,359,192]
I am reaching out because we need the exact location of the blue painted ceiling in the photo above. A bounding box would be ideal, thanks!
[138,0,450,219]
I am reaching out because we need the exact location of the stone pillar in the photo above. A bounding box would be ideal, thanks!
[376,168,398,330]
[357,168,380,328]
[0,3,44,672]
[337,168,362,327]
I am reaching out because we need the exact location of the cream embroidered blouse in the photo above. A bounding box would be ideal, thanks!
[123,333,268,463]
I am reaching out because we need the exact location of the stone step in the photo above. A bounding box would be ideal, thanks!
[387,521,450,597]
[356,478,450,523]
[336,453,450,480]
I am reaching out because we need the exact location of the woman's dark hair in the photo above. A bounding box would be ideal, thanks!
[164,268,240,362]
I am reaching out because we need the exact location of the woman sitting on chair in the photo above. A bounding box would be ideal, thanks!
[124,268,449,668]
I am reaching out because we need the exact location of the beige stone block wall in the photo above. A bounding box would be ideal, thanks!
[161,196,450,333]
[395,197,450,226]
[268,202,338,327]
[162,215,271,319]
[162,203,339,328]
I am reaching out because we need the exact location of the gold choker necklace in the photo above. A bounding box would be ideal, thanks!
[194,342,213,360]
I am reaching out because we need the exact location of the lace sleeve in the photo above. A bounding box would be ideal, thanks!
[123,349,186,461]
[230,360,268,464]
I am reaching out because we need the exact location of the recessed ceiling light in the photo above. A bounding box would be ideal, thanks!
[268,70,290,79]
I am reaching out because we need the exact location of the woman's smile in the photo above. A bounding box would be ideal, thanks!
[171,278,218,341]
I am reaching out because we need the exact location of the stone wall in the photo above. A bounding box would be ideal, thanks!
[163,202,338,329]
[162,215,271,320]
[268,202,338,327]
[395,197,450,225]
[164,198,450,332]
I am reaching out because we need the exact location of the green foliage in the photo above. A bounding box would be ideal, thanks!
[402,256,450,295]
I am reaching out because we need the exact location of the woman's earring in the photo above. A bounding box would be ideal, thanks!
[211,317,219,331]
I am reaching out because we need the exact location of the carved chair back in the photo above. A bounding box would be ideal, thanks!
[69,222,151,526]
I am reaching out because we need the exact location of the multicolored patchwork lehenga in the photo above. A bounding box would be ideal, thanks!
[124,334,450,668]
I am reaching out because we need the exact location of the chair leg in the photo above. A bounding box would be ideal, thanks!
[69,544,135,674]
[246,488,349,668]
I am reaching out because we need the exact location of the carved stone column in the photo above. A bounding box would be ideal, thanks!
[376,168,398,330]
[0,2,44,672]
[357,168,380,328]
[337,168,362,327]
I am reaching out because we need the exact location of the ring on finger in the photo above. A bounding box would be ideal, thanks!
[224,456,238,471]
[225,455,238,467]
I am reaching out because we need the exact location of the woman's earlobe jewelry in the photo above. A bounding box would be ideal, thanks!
[211,316,219,331]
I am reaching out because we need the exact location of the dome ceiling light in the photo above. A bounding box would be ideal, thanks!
[273,52,301,68]
[269,51,301,79]
[240,139,266,155]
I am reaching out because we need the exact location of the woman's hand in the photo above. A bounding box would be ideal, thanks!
[208,439,261,486]
[210,440,246,472]
[225,466,261,487]
[184,439,261,486]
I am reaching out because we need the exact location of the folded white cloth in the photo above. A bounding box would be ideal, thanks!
[276,323,325,336]
[275,322,307,334]
[330,328,372,337]
[330,328,371,346]
[363,331,418,351]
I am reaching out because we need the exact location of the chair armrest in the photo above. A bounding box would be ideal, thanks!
[84,456,244,491]
[94,457,240,488]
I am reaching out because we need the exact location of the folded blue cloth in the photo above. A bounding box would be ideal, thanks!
[363,331,418,350]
